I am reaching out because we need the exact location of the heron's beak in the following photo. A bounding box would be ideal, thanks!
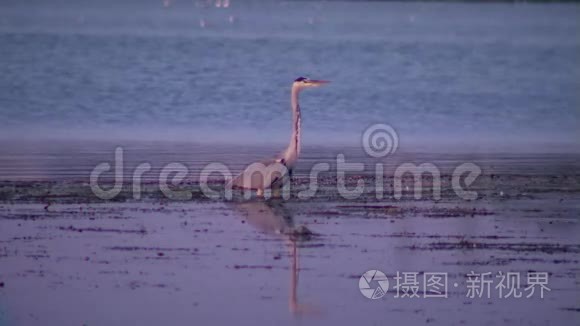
[308,80,330,87]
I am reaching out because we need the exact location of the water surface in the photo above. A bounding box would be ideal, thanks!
[1,1,579,152]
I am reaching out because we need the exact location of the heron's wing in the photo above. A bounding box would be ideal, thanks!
[259,157,282,166]
[230,157,289,190]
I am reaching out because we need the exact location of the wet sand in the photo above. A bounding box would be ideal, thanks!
[0,141,579,325]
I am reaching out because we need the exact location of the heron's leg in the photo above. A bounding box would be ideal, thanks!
[256,188,264,197]
[287,170,293,190]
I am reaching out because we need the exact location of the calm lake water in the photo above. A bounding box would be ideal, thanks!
[1,3,580,326]
[0,0,579,152]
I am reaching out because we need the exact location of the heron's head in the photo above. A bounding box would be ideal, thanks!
[292,76,330,90]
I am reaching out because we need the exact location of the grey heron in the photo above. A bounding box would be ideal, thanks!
[229,77,330,197]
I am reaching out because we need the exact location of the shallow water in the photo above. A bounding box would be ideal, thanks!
[0,196,579,326]
[1,139,579,181]
[1,0,579,151]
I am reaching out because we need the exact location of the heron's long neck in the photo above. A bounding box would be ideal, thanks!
[284,87,301,165]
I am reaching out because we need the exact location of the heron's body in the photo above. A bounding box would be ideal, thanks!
[229,77,329,197]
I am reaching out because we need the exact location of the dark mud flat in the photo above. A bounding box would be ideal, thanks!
[0,148,579,325]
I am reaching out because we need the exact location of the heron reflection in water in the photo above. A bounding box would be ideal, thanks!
[234,200,320,315]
